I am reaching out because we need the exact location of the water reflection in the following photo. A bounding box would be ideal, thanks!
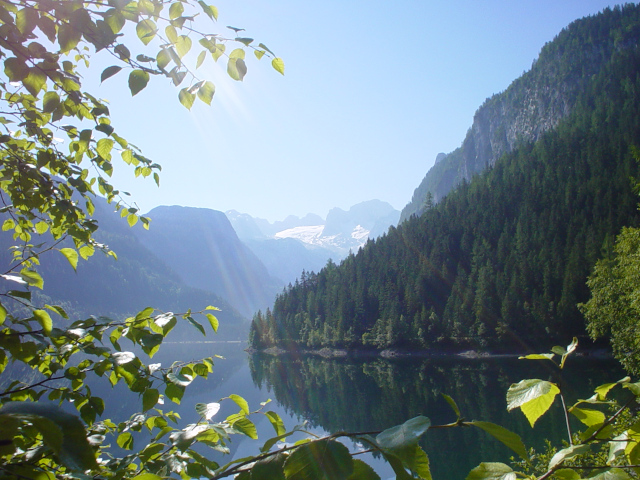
[249,353,624,479]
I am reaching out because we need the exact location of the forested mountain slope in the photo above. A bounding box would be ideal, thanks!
[250,5,640,352]
[401,4,640,221]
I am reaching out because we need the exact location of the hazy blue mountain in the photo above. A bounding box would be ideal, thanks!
[137,206,281,318]
[0,199,249,341]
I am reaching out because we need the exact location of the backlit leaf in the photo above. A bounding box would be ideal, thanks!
[347,459,381,480]
[195,402,220,420]
[506,379,560,427]
[20,269,43,289]
[205,312,219,331]
[34,309,52,334]
[179,88,195,110]
[376,416,430,452]
[470,421,528,460]
[136,19,157,45]
[59,248,79,271]
[229,394,250,414]
[283,440,353,480]
[128,69,150,96]
[272,57,285,75]
[466,463,516,480]
[176,35,192,58]
[570,407,606,427]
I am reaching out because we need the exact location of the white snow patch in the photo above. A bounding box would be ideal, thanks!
[351,225,369,241]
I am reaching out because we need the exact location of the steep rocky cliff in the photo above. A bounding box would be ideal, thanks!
[401,5,640,221]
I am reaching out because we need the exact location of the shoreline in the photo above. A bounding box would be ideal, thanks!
[245,345,613,360]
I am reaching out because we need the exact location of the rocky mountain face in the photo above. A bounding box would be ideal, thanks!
[400,6,640,221]
[136,206,282,318]
[227,200,400,285]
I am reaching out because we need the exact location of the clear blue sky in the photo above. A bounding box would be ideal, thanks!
[97,0,625,222]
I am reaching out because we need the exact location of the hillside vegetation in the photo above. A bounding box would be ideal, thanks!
[250,4,640,352]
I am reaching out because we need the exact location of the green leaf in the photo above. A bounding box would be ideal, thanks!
[570,406,606,427]
[97,138,114,159]
[251,453,287,480]
[227,57,246,81]
[236,37,254,46]
[165,382,184,404]
[0,402,97,471]
[128,69,150,96]
[196,50,206,68]
[0,303,7,325]
[283,440,353,480]
[169,2,184,20]
[198,1,218,20]
[229,394,250,414]
[16,8,38,35]
[255,49,266,60]
[59,248,79,271]
[587,469,631,480]
[393,444,431,480]
[42,91,61,113]
[142,388,160,412]
[548,444,591,469]
[195,402,220,420]
[157,49,171,70]
[187,316,205,335]
[58,23,82,52]
[347,459,381,480]
[205,312,219,331]
[117,432,134,450]
[231,417,258,439]
[167,371,193,387]
[136,19,157,45]
[518,353,556,362]
[179,88,195,110]
[176,35,192,58]
[506,379,560,427]
[376,416,430,452]
[265,410,286,436]
[595,377,630,400]
[34,309,52,334]
[127,213,138,227]
[470,421,528,460]
[45,304,68,319]
[23,68,47,96]
[272,57,285,75]
[552,469,581,480]
[20,269,43,289]
[442,393,460,418]
[466,463,516,480]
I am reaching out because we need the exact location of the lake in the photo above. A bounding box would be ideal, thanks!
[104,342,625,480]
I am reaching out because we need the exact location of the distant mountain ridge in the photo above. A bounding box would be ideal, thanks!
[400,6,640,221]
[227,200,400,285]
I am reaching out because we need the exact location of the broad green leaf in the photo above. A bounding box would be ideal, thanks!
[58,23,82,52]
[204,312,219,332]
[506,379,560,427]
[548,444,591,469]
[588,469,631,480]
[131,474,163,480]
[179,88,195,110]
[157,49,171,70]
[59,248,79,270]
[236,37,254,46]
[265,410,286,436]
[198,81,215,105]
[169,2,184,19]
[229,48,246,59]
[21,269,43,289]
[97,138,114,159]
[34,309,53,334]
[229,394,250,414]
[376,416,430,452]
[117,432,134,450]
[136,19,157,45]
[176,35,192,58]
[165,382,185,404]
[442,393,460,418]
[596,377,630,400]
[553,469,581,480]
[212,43,225,61]
[195,402,220,420]
[251,453,286,480]
[466,463,516,480]
[272,57,285,75]
[128,69,150,96]
[0,402,97,471]
[283,440,353,480]
[167,371,193,387]
[45,304,68,319]
[255,49,266,60]
[570,407,606,427]
[227,57,247,81]
[470,421,528,460]
[142,388,160,412]
[23,69,47,96]
[0,303,6,325]
[127,213,138,227]
[609,432,628,464]
[231,417,258,439]
[394,444,431,480]
[381,452,413,480]
[16,8,38,35]
[347,459,381,480]
[166,25,178,43]
[35,221,49,234]
[42,91,61,113]
[198,1,218,20]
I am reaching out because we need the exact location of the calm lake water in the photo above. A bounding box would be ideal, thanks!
[103,342,625,480]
